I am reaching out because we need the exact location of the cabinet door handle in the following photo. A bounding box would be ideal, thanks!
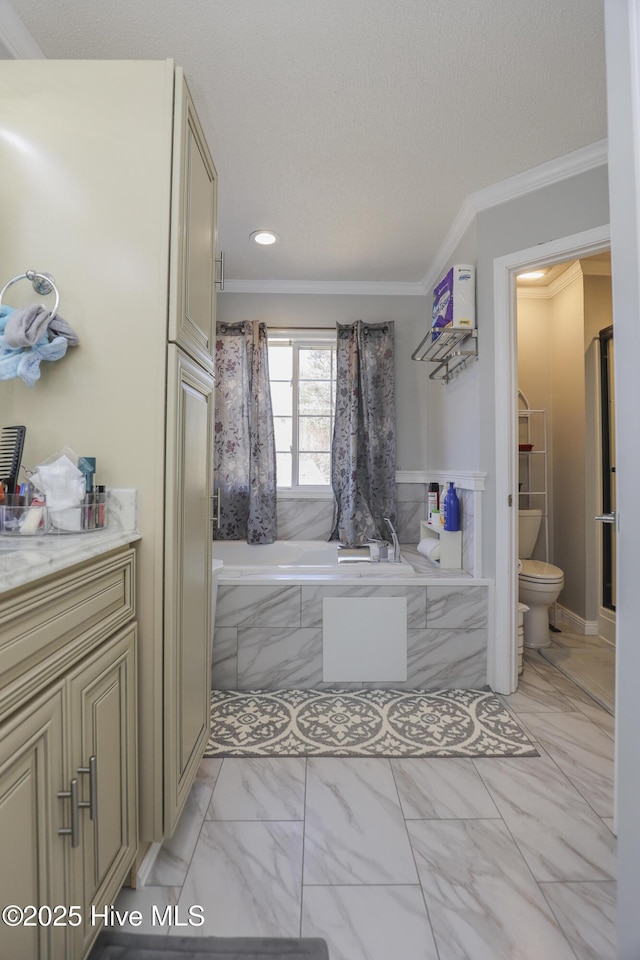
[215,250,225,291]
[212,490,221,530]
[58,778,80,847]
[78,755,98,821]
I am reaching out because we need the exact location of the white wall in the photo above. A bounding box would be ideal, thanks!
[603,2,640,954]
[217,292,430,471]
[474,165,610,579]
[425,221,479,470]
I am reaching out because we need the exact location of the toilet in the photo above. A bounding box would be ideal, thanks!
[518,509,564,648]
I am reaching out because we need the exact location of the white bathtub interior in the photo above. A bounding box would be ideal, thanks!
[322,596,407,681]
[213,539,416,577]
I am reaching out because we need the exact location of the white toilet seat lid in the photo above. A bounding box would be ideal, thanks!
[519,559,564,582]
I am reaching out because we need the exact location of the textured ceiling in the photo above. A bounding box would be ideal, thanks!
[8,0,607,285]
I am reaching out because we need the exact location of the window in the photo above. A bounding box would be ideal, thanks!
[268,331,337,489]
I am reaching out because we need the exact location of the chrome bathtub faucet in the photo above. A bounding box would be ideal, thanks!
[383,517,401,563]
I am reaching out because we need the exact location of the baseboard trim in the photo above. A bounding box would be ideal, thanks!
[136,840,163,887]
[557,604,599,636]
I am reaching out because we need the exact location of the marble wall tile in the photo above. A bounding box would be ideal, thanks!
[474,755,616,882]
[304,757,417,885]
[396,500,424,544]
[216,583,301,628]
[539,881,616,960]
[396,483,427,502]
[459,488,475,574]
[408,818,577,960]
[211,626,238,689]
[402,627,487,690]
[426,584,487,629]
[277,498,334,540]
[301,884,439,960]
[237,627,323,689]
[207,758,306,821]
[106,488,137,532]
[392,757,499,819]
[301,584,427,629]
[517,711,615,819]
[175,820,304,938]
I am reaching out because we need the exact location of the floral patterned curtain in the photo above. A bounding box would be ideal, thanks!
[214,321,277,542]
[330,320,397,544]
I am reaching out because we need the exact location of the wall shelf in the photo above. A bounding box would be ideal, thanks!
[419,520,462,569]
[412,328,478,382]
[518,405,549,562]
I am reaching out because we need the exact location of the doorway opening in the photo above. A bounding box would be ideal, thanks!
[514,254,615,713]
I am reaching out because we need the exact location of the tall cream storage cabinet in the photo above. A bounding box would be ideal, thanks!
[0,59,218,851]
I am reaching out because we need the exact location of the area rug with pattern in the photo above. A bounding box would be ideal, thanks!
[204,688,538,758]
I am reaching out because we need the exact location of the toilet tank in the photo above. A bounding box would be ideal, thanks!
[518,509,542,558]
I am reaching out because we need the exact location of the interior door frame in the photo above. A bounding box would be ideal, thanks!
[492,224,611,695]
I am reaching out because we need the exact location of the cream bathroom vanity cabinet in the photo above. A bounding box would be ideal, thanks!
[0,549,137,960]
[0,60,217,847]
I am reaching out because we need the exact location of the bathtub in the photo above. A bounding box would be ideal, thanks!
[211,538,490,691]
[213,539,416,579]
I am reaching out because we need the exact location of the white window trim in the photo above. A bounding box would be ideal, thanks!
[269,327,337,495]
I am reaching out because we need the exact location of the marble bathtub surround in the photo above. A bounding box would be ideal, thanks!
[114,656,616,958]
[213,579,489,691]
[275,479,480,573]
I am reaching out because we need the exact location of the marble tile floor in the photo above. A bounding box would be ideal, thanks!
[112,656,616,960]
[538,627,615,715]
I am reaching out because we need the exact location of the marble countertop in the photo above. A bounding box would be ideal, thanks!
[0,489,140,595]
[0,529,141,595]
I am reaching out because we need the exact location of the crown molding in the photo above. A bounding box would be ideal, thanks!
[468,139,608,215]
[0,0,45,58]
[517,254,610,300]
[222,278,427,296]
[421,139,608,296]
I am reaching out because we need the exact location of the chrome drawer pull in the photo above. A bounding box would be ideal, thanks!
[57,778,80,847]
[78,755,98,821]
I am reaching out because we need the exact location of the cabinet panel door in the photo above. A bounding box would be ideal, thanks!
[169,68,217,371]
[164,345,214,835]
[66,626,137,956]
[0,686,66,960]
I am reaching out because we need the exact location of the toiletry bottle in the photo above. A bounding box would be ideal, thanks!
[443,482,460,532]
[427,482,439,524]
[94,485,106,528]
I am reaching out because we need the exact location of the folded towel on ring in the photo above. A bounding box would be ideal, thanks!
[4,303,79,348]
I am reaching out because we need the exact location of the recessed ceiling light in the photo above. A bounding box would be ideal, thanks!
[517,270,546,280]
[250,230,279,245]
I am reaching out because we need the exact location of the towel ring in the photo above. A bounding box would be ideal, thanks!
[0,270,60,316]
